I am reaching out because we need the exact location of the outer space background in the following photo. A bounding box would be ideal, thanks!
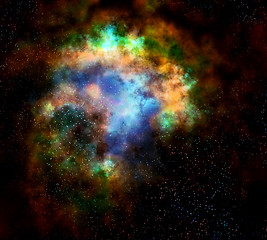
[0,0,266,239]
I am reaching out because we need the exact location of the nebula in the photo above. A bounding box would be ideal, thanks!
[26,22,205,235]
[1,1,265,239]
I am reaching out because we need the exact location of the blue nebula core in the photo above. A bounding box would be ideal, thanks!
[53,66,161,166]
